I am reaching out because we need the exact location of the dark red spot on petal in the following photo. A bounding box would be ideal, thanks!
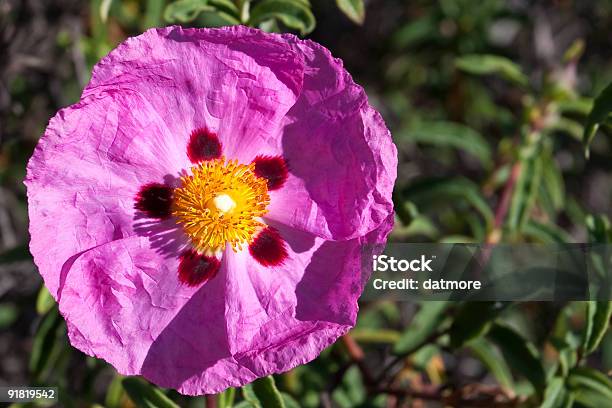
[249,226,288,267]
[178,250,221,286]
[135,183,173,219]
[187,127,222,163]
[252,155,288,190]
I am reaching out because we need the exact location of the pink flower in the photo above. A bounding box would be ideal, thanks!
[25,26,396,395]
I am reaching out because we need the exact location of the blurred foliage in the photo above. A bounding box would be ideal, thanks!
[2,0,612,407]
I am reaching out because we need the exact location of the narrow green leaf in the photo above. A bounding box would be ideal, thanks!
[573,388,609,408]
[243,376,285,408]
[399,121,492,167]
[539,149,565,213]
[548,117,583,141]
[567,367,612,401]
[0,303,18,329]
[508,152,543,232]
[449,302,505,348]
[218,387,236,408]
[143,0,166,29]
[29,307,62,377]
[105,375,125,408]
[403,178,494,227]
[281,393,300,408]
[350,328,400,344]
[233,402,257,408]
[164,0,214,23]
[523,221,571,244]
[100,0,113,23]
[583,301,612,355]
[122,377,180,408]
[36,285,55,315]
[586,214,612,243]
[540,377,566,408]
[455,54,528,87]
[249,0,315,35]
[488,324,546,391]
[210,0,240,15]
[394,302,448,355]
[468,338,514,389]
[583,82,612,158]
[335,0,365,25]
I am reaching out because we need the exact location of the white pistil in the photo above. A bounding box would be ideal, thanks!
[213,193,236,214]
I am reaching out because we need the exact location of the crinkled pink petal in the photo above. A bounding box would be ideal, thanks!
[82,25,396,240]
[59,236,198,374]
[83,26,304,164]
[264,37,397,241]
[140,215,393,395]
[25,90,187,297]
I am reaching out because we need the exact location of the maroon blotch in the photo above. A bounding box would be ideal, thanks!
[178,250,221,286]
[187,127,222,163]
[134,183,173,219]
[249,226,288,267]
[252,155,288,190]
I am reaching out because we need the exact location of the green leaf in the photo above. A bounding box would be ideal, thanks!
[249,0,315,35]
[548,117,583,141]
[539,149,565,214]
[540,377,566,408]
[573,388,609,408]
[335,0,365,25]
[523,221,571,244]
[143,0,166,29]
[100,0,114,23]
[399,121,492,167]
[350,328,400,344]
[281,393,301,408]
[29,307,62,377]
[36,285,55,315]
[455,54,528,87]
[402,178,494,228]
[468,338,514,389]
[0,303,18,329]
[243,376,285,408]
[122,377,180,408]
[508,152,543,232]
[449,302,505,348]
[583,301,612,355]
[105,375,125,408]
[218,387,236,408]
[209,0,240,15]
[333,366,366,406]
[488,323,546,391]
[567,367,612,402]
[586,214,611,243]
[583,82,612,158]
[394,302,448,355]
[164,0,214,23]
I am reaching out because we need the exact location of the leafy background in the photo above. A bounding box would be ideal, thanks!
[1,0,612,407]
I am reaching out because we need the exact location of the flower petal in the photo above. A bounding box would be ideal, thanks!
[59,236,200,375]
[84,26,305,164]
[140,214,393,395]
[265,39,397,241]
[25,90,185,297]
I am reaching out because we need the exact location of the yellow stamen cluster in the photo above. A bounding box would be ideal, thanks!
[173,157,270,254]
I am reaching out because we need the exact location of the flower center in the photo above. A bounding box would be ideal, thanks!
[173,157,270,254]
